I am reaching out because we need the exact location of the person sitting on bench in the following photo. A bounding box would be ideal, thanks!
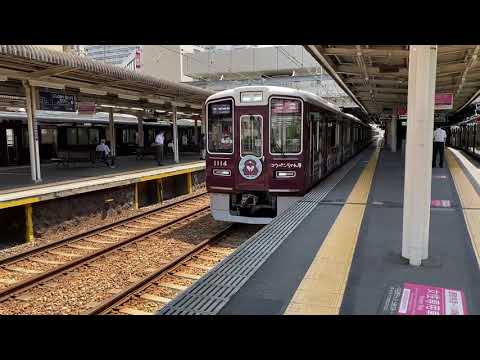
[96,139,113,167]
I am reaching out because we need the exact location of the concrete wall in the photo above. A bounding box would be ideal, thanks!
[140,45,195,82]
[32,185,135,239]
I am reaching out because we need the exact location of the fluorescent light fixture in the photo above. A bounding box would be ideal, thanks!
[80,88,108,96]
[213,169,231,177]
[148,98,165,105]
[173,101,186,108]
[276,171,296,178]
[29,80,65,90]
[240,91,263,103]
[118,94,140,101]
[0,75,7,81]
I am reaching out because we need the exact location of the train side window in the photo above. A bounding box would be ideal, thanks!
[270,98,302,155]
[89,129,99,145]
[78,128,89,145]
[207,100,233,154]
[67,128,78,145]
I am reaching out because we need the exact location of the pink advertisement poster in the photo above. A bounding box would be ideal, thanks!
[398,283,467,315]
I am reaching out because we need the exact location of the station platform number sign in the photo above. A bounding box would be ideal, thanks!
[379,282,467,315]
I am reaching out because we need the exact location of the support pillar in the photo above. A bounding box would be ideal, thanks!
[138,114,144,148]
[402,45,438,266]
[194,117,198,146]
[23,81,41,182]
[25,204,34,242]
[172,105,179,163]
[187,172,193,194]
[108,108,116,164]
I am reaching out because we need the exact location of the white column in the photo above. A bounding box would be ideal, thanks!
[23,81,41,182]
[109,108,116,157]
[138,114,144,147]
[402,45,438,266]
[172,105,179,163]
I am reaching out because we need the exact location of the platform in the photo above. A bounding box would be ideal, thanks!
[158,143,480,315]
[0,155,205,209]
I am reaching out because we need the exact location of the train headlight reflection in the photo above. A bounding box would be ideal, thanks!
[213,169,231,176]
[276,171,296,178]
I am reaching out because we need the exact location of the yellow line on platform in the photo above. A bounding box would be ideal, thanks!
[284,148,380,315]
[446,149,480,267]
[0,197,40,210]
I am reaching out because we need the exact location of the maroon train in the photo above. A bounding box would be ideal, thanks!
[205,86,372,224]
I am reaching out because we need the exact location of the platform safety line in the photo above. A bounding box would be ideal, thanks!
[445,149,480,268]
[284,147,380,315]
[0,197,40,210]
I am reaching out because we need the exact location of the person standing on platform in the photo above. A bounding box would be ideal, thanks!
[432,126,447,168]
[155,131,165,166]
[96,139,113,167]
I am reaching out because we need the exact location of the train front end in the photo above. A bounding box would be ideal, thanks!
[206,86,305,224]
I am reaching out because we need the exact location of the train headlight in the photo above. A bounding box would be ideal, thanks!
[213,169,231,177]
[276,171,296,178]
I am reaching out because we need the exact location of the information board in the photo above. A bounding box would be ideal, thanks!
[39,91,76,112]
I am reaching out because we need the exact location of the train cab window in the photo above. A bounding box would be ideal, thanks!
[270,98,302,154]
[207,100,233,154]
[240,115,262,157]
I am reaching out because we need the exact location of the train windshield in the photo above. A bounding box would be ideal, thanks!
[240,115,262,157]
[270,98,302,154]
[207,100,234,154]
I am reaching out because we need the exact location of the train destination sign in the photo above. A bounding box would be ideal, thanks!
[379,282,467,315]
[210,102,231,115]
[272,100,300,114]
[39,91,76,112]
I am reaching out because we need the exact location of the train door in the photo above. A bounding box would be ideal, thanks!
[235,107,267,191]
[310,112,321,183]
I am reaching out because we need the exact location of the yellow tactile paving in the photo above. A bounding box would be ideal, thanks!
[284,148,380,315]
[446,149,480,266]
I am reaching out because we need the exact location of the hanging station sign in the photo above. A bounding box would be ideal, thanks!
[39,91,76,112]
[435,93,454,110]
[77,102,96,115]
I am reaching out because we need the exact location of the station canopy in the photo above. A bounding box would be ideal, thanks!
[305,45,480,119]
[0,45,214,115]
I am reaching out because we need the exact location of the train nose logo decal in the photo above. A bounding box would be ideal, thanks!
[239,155,263,180]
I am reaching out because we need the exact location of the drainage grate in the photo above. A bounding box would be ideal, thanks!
[157,154,368,315]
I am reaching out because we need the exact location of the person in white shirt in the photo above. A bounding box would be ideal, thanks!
[154,131,165,165]
[182,134,188,146]
[96,139,112,166]
[433,126,447,168]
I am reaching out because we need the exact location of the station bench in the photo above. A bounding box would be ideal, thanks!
[51,150,110,168]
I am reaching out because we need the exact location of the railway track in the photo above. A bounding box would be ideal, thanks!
[86,224,259,315]
[0,192,210,304]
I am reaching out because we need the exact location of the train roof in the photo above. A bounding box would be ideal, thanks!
[206,85,364,125]
[0,111,196,127]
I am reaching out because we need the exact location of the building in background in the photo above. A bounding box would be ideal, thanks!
[182,45,355,107]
